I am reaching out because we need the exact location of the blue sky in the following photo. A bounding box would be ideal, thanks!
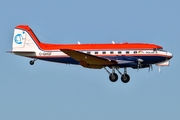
[1,0,179,119]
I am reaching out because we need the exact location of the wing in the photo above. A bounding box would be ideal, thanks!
[60,49,117,69]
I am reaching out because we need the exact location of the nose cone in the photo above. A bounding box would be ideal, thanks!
[167,52,173,59]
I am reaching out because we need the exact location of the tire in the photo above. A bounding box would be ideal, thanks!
[29,60,34,65]
[109,73,118,82]
[121,74,130,83]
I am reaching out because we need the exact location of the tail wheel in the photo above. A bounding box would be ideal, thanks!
[109,73,118,82]
[29,59,37,65]
[29,60,34,65]
[121,74,130,83]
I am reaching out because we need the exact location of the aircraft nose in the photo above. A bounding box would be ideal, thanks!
[167,52,173,59]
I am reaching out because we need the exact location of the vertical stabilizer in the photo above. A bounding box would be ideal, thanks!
[12,25,40,52]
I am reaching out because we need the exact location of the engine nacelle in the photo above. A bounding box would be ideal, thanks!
[156,60,170,66]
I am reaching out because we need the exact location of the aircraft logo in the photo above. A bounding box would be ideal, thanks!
[14,31,25,44]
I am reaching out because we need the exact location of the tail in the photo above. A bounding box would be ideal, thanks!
[12,25,40,52]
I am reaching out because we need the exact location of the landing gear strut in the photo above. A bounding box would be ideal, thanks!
[29,59,37,65]
[104,67,130,83]
[116,67,130,83]
[104,67,118,82]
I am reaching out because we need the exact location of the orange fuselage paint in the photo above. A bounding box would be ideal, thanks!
[16,25,162,51]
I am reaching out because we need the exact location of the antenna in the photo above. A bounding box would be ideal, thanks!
[78,41,81,44]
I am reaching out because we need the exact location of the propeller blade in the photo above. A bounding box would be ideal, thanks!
[137,58,143,71]
[148,64,153,72]
[158,66,161,73]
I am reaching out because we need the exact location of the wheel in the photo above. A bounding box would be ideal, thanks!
[109,73,118,82]
[29,60,34,65]
[121,74,130,83]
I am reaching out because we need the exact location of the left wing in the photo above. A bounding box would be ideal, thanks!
[60,49,117,69]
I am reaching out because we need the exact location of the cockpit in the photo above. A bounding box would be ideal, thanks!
[153,48,167,52]
[157,48,167,52]
[153,48,173,59]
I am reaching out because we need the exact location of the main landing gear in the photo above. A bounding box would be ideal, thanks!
[104,67,130,83]
[29,59,37,65]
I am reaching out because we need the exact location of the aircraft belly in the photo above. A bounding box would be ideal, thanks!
[140,56,166,64]
[37,55,167,68]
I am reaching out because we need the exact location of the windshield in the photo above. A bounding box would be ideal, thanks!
[157,48,167,52]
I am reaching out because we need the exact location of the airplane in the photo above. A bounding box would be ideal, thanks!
[9,25,173,83]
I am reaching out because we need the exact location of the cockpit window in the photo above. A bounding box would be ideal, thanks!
[157,48,166,52]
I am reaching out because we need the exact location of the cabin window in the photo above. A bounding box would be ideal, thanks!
[102,51,106,54]
[126,51,129,54]
[95,52,98,54]
[118,51,121,54]
[87,52,91,54]
[110,51,114,54]
[134,51,137,54]
[153,48,157,51]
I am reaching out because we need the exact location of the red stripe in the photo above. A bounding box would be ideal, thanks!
[33,54,167,58]
[16,25,163,51]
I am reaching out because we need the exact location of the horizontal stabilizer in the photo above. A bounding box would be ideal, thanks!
[7,51,36,57]
[7,51,35,53]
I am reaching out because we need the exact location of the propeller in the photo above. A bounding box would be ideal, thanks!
[148,64,153,72]
[137,58,143,71]
[158,66,161,73]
